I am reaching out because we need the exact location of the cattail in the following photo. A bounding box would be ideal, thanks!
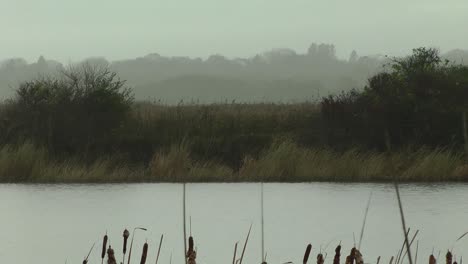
[123,229,130,254]
[140,242,148,264]
[186,236,197,264]
[303,244,312,264]
[389,256,394,264]
[446,252,453,264]
[123,229,130,264]
[354,249,364,264]
[430,255,436,264]
[333,245,341,264]
[317,254,324,264]
[377,256,381,264]
[107,245,117,264]
[188,236,194,254]
[102,233,108,264]
[346,248,357,264]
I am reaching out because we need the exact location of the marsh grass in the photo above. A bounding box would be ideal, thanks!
[0,140,465,183]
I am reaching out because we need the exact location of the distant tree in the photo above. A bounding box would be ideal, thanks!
[349,50,358,63]
[1,64,133,155]
[322,47,468,151]
[307,43,318,56]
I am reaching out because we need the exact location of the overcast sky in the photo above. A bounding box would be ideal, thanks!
[1,0,467,63]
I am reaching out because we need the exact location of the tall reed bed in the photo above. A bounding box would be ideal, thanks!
[0,140,466,182]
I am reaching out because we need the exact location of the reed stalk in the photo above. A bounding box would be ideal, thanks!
[232,242,238,264]
[239,224,252,264]
[400,230,419,264]
[261,183,265,264]
[358,191,373,250]
[183,183,188,264]
[155,235,164,264]
[414,241,419,264]
[82,242,95,264]
[394,180,413,264]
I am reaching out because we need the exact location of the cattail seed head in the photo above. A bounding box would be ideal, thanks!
[430,255,437,264]
[189,236,194,252]
[123,229,130,254]
[107,245,117,264]
[317,254,324,264]
[447,251,453,264]
[303,244,312,264]
[140,242,148,264]
[101,234,108,259]
[333,245,341,264]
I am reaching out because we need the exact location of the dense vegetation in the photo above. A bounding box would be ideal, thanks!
[0,48,466,182]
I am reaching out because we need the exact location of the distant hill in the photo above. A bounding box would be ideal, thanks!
[1,45,467,103]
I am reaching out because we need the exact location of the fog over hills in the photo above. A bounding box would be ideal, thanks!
[1,45,467,103]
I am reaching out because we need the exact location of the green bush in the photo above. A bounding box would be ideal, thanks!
[1,64,133,156]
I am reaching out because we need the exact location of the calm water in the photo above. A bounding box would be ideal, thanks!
[1,183,468,264]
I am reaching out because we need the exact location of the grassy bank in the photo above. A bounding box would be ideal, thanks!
[0,141,466,183]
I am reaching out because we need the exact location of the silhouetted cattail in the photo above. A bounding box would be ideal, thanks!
[447,252,453,264]
[430,255,436,264]
[187,236,197,264]
[334,245,341,264]
[188,236,194,253]
[303,244,312,264]
[355,249,363,264]
[317,254,324,264]
[107,245,117,264]
[101,233,108,264]
[346,248,357,264]
[123,229,130,254]
[140,242,148,264]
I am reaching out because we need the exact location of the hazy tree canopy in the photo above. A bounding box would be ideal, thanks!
[1,65,133,155]
[322,47,468,150]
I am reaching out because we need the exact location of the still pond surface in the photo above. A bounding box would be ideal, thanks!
[1,183,468,264]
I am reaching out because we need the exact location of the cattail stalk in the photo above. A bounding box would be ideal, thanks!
[303,244,312,264]
[140,242,148,264]
[101,233,108,264]
[123,229,130,264]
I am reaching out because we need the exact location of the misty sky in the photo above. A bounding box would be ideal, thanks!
[1,0,467,63]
